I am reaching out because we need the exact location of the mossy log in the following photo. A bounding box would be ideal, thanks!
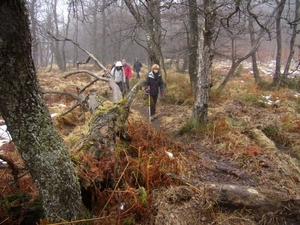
[73,79,144,159]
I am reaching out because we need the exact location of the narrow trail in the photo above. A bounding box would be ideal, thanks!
[130,96,192,133]
[129,97,262,189]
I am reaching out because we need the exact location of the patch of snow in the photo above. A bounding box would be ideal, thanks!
[0,125,10,165]
[165,150,174,159]
[260,95,280,105]
[51,113,58,118]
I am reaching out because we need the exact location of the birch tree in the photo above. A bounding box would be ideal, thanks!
[193,0,216,123]
[273,0,287,87]
[124,0,162,66]
[188,0,199,93]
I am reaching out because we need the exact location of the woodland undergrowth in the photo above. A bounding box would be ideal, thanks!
[1,63,300,224]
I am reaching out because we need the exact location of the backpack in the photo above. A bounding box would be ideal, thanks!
[113,68,124,83]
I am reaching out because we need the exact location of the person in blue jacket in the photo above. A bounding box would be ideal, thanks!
[144,64,164,120]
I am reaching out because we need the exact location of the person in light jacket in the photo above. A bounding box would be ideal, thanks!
[111,61,126,94]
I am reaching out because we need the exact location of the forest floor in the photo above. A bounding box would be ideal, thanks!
[1,63,300,224]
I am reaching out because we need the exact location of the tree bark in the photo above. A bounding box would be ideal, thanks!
[188,0,199,93]
[124,0,162,66]
[28,0,39,67]
[101,0,108,66]
[0,0,84,222]
[249,16,261,83]
[283,0,300,78]
[193,0,216,123]
[273,0,287,87]
[52,0,66,71]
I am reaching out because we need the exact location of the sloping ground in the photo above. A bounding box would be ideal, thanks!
[1,66,300,224]
[129,74,300,224]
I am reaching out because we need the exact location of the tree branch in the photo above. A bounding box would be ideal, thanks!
[64,70,122,103]
[0,154,20,188]
[48,33,111,77]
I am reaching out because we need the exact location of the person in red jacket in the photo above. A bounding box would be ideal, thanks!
[122,59,132,91]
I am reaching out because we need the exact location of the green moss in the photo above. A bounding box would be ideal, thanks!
[123,217,134,225]
[262,125,280,138]
[137,187,147,206]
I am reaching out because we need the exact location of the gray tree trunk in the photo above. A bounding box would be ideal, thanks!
[193,0,216,123]
[249,16,261,83]
[188,0,199,94]
[53,0,66,71]
[283,0,300,78]
[0,0,84,222]
[273,0,287,86]
[28,0,39,67]
[218,3,279,90]
[124,0,162,66]
[101,0,108,66]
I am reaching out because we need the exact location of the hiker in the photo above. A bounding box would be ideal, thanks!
[133,58,143,79]
[110,61,126,94]
[122,59,132,91]
[144,64,164,120]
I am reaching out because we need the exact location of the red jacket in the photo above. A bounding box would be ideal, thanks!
[123,64,132,78]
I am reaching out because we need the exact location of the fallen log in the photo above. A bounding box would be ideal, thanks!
[154,184,300,224]
[75,79,144,159]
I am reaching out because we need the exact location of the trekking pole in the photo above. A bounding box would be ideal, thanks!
[148,94,151,123]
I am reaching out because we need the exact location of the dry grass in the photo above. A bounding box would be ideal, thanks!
[2,63,300,224]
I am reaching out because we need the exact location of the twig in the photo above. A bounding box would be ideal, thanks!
[60,102,81,116]
[42,89,81,101]
[0,154,19,188]
[64,70,122,103]
[0,217,10,224]
[48,33,109,73]
[98,152,130,217]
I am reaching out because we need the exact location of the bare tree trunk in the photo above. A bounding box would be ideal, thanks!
[39,37,46,67]
[28,0,38,67]
[124,0,162,66]
[188,0,198,94]
[101,0,108,66]
[193,0,216,123]
[0,0,84,222]
[53,0,66,71]
[146,0,161,65]
[273,0,286,87]
[73,16,79,67]
[249,16,261,83]
[283,0,300,78]
[218,4,279,90]
[92,0,99,67]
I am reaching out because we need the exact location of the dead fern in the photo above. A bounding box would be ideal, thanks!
[70,122,191,224]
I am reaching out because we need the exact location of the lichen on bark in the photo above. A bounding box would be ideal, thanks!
[0,0,85,222]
